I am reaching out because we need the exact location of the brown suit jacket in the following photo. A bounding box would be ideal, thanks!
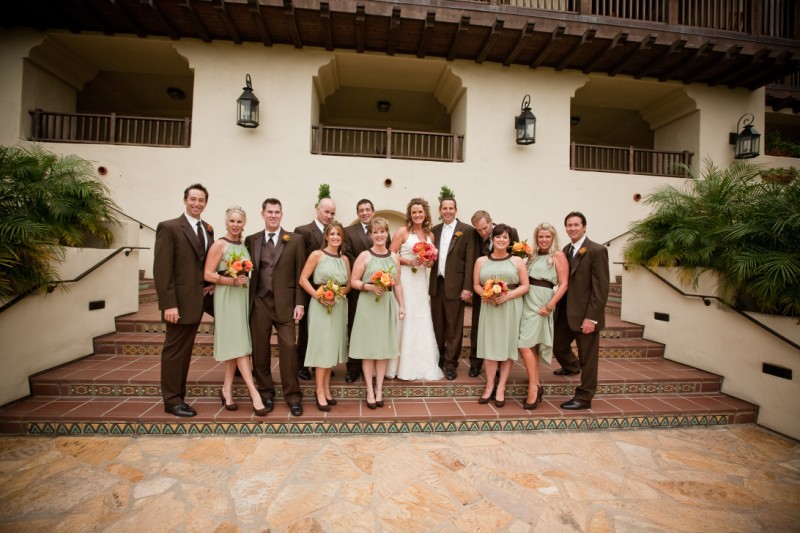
[429,220,476,299]
[245,229,307,324]
[294,221,324,258]
[343,222,371,266]
[153,214,213,324]
[562,237,610,331]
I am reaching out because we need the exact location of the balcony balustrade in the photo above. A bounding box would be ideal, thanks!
[571,142,693,177]
[30,109,191,148]
[311,125,464,163]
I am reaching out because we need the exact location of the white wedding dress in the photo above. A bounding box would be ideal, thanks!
[387,233,444,381]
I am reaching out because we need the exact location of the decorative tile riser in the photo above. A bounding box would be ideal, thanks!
[14,414,746,436]
[93,343,661,359]
[44,381,720,398]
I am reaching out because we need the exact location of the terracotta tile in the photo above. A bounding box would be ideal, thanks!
[25,400,87,420]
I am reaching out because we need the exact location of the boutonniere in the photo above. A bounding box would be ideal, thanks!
[205,223,213,233]
[282,234,291,243]
[578,247,587,255]
[454,231,463,240]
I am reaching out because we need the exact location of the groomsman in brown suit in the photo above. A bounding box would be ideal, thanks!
[294,197,336,380]
[246,198,307,416]
[153,184,214,417]
[429,196,475,380]
[552,211,610,410]
[342,198,375,382]
[469,210,520,377]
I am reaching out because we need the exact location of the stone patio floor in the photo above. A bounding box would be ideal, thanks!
[1,426,799,532]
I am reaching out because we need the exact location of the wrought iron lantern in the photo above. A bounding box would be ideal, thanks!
[732,113,760,159]
[515,94,536,145]
[236,74,259,128]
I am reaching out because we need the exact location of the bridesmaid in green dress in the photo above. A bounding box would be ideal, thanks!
[349,217,405,409]
[204,206,268,416]
[472,224,529,408]
[518,222,569,410]
[299,221,351,411]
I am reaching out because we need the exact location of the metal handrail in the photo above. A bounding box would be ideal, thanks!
[110,207,156,232]
[602,230,631,247]
[0,246,148,315]
[633,265,799,351]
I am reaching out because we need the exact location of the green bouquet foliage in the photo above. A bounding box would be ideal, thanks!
[0,144,119,298]
[624,160,800,317]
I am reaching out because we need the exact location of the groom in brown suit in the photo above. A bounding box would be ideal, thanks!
[246,198,307,416]
[429,197,475,380]
[552,211,610,410]
[153,184,214,417]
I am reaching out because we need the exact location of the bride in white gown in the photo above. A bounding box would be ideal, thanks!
[387,198,444,381]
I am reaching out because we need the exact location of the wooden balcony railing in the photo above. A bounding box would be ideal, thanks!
[571,142,693,177]
[465,0,797,39]
[30,109,191,147]
[311,125,464,163]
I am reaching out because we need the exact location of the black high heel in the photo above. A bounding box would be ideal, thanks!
[316,394,331,412]
[252,400,269,416]
[326,397,338,406]
[478,388,494,404]
[522,385,544,410]
[219,390,238,411]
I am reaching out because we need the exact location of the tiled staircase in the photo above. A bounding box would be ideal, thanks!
[0,275,757,435]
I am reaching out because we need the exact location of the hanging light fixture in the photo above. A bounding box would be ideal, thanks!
[515,94,536,145]
[731,113,760,159]
[236,74,259,128]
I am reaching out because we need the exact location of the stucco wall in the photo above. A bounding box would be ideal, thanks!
[622,268,800,440]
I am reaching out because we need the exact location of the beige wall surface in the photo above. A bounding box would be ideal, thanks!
[622,268,800,441]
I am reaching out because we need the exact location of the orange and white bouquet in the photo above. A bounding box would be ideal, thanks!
[370,266,396,302]
[481,277,509,303]
[410,242,438,273]
[315,279,346,314]
[225,250,253,287]
[509,240,532,259]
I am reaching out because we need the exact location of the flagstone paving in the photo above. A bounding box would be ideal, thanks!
[1,426,798,532]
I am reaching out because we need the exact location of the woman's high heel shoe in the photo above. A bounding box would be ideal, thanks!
[478,389,494,404]
[316,395,331,412]
[326,397,338,406]
[522,385,544,410]
[375,399,385,408]
[219,390,238,411]
[252,401,269,417]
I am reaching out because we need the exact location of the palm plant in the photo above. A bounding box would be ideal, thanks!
[0,144,119,299]
[624,160,800,318]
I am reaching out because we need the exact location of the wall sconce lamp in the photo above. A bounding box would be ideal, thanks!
[236,74,260,128]
[166,87,185,101]
[377,100,391,113]
[729,113,760,159]
[515,94,536,145]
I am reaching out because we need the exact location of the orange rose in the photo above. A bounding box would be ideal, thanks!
[324,289,335,300]
[232,260,243,272]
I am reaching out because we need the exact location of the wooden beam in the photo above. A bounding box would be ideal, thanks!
[683,44,741,84]
[608,34,656,76]
[556,27,595,71]
[530,25,565,69]
[715,48,770,86]
[140,0,179,40]
[320,2,333,51]
[75,0,114,35]
[635,37,685,79]
[283,0,302,49]
[417,11,435,59]
[355,4,365,54]
[447,15,470,62]
[738,51,794,89]
[503,22,534,67]
[212,0,242,44]
[659,40,713,81]
[582,32,627,74]
[178,0,211,42]
[476,18,503,64]
[387,7,401,56]
[247,0,272,46]
[110,0,147,38]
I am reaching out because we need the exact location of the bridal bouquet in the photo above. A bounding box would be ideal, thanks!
[410,242,438,273]
[481,277,508,303]
[315,279,345,314]
[370,266,396,302]
[225,250,253,287]
[509,240,532,259]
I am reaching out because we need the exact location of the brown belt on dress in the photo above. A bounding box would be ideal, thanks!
[528,277,554,289]
[506,284,519,290]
